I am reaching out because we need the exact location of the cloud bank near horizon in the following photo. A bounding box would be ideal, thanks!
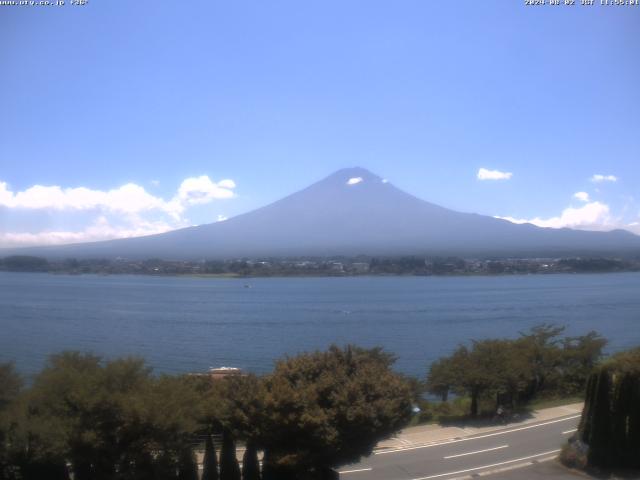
[0,176,235,248]
[494,172,639,235]
[496,200,639,236]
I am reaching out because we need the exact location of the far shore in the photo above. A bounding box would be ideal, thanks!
[2,269,640,280]
[2,253,639,278]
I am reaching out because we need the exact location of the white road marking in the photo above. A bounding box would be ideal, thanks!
[562,428,578,434]
[338,467,373,474]
[443,444,508,459]
[410,449,561,480]
[375,415,580,455]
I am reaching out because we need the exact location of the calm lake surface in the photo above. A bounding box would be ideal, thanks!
[1,271,639,379]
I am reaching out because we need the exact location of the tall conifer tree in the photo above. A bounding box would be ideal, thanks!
[202,434,219,480]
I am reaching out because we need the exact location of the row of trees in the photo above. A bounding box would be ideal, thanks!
[426,325,607,416]
[0,346,413,480]
[0,326,618,478]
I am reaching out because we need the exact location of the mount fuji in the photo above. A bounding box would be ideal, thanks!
[6,168,640,259]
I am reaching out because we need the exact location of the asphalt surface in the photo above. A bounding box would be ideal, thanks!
[339,414,581,480]
[485,461,588,480]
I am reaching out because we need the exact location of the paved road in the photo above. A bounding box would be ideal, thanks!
[483,460,586,480]
[339,414,580,480]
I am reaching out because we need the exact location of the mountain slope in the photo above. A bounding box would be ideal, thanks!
[6,167,640,259]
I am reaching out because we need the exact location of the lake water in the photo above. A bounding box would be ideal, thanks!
[1,271,639,379]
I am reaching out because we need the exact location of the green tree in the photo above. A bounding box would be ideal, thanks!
[214,374,265,446]
[219,429,241,480]
[16,352,203,480]
[0,363,23,480]
[202,433,219,480]
[258,345,412,478]
[427,340,531,417]
[426,358,453,402]
[577,347,640,471]
[241,441,260,480]
[427,327,607,418]
[560,331,607,394]
[177,447,198,480]
[153,451,178,480]
[516,324,565,400]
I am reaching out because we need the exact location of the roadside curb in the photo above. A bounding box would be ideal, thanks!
[374,411,583,454]
[449,454,558,480]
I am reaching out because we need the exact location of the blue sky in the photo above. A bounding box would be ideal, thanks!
[1,1,639,246]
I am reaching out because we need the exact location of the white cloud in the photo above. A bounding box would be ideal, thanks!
[477,168,512,181]
[216,214,228,222]
[175,175,236,206]
[346,177,363,185]
[573,191,590,202]
[0,175,237,248]
[0,182,168,214]
[497,201,613,230]
[0,216,176,248]
[590,174,617,183]
[0,176,235,216]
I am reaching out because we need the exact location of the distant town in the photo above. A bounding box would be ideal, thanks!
[1,254,639,277]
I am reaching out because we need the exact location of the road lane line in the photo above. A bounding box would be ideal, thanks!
[410,449,561,480]
[562,428,577,434]
[443,444,508,459]
[338,468,373,474]
[375,415,580,455]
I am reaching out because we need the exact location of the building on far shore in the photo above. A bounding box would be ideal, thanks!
[189,366,245,381]
[209,366,244,380]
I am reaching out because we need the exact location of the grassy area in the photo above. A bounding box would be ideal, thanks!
[407,395,584,427]
[526,396,583,411]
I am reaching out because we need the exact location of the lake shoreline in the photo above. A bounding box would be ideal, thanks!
[3,268,640,280]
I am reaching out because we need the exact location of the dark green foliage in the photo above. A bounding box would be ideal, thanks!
[128,451,156,480]
[0,364,22,480]
[0,364,21,411]
[516,324,565,400]
[258,345,413,475]
[214,374,264,446]
[3,352,203,480]
[426,325,607,417]
[261,450,276,480]
[177,448,198,480]
[425,359,452,402]
[426,340,529,417]
[153,451,178,480]
[1,345,414,479]
[557,258,628,272]
[241,441,260,480]
[261,450,295,480]
[17,459,70,480]
[219,429,241,480]
[202,434,219,480]
[0,256,48,272]
[559,332,607,394]
[578,347,640,471]
[585,368,612,467]
[578,373,597,440]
